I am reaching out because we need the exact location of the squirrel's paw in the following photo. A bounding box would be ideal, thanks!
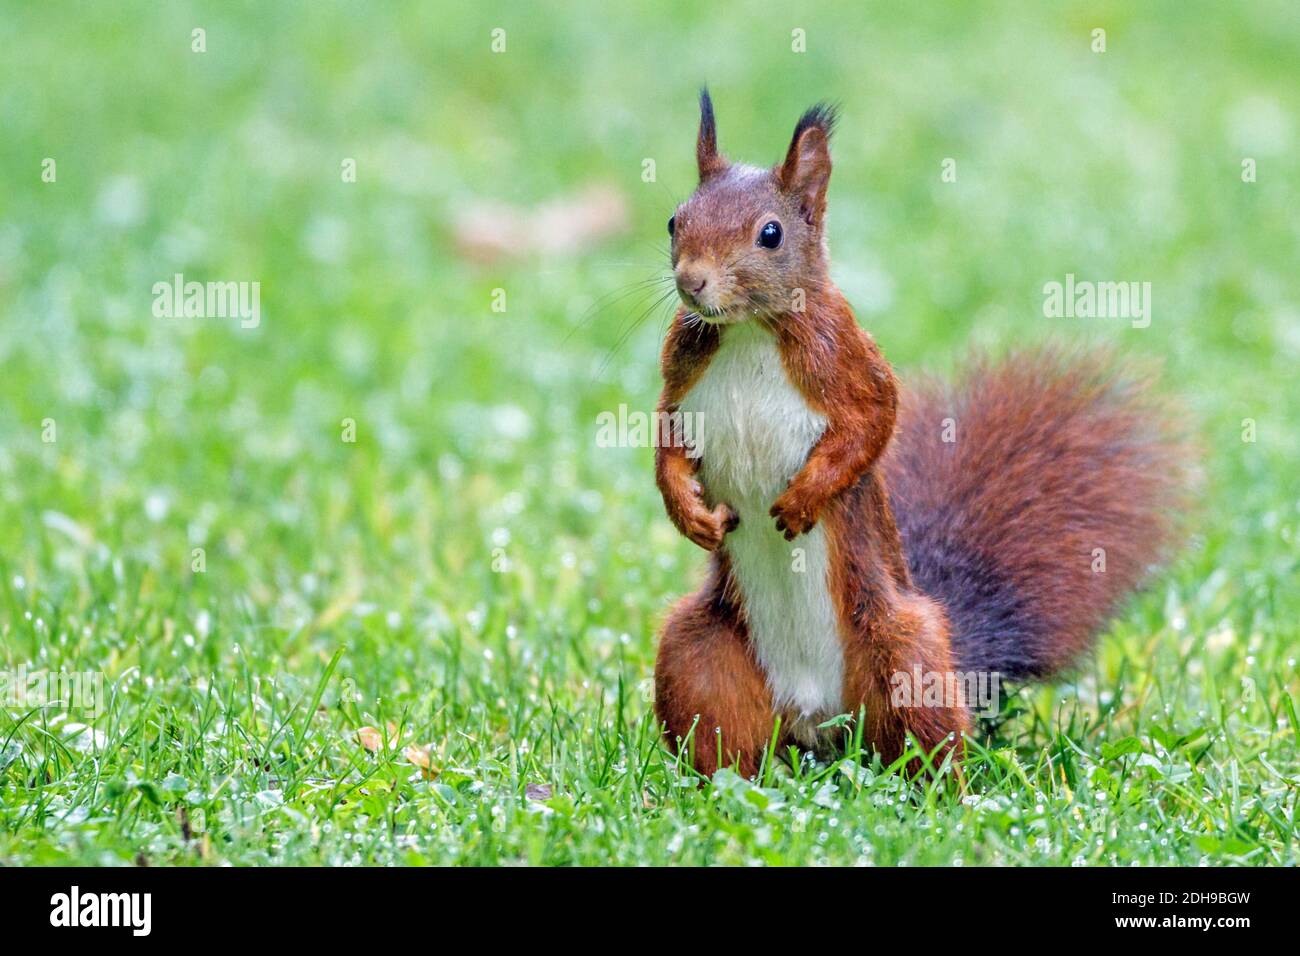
[769,493,818,540]
[682,502,739,552]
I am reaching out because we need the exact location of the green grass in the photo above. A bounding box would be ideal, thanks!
[1,0,1298,865]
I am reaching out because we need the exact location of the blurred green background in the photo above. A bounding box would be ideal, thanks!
[0,1,1296,865]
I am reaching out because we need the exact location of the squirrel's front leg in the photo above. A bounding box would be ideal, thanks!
[770,425,878,539]
[768,321,899,540]
[656,430,738,552]
[770,376,898,540]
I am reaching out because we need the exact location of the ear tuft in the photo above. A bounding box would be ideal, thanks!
[789,101,839,145]
[699,87,716,151]
[778,101,839,228]
[696,87,725,181]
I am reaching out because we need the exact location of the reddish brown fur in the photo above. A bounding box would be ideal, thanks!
[654,283,973,776]
[652,93,1187,778]
[884,350,1190,678]
[654,554,773,777]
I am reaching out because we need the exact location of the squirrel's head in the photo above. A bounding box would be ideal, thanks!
[669,89,837,324]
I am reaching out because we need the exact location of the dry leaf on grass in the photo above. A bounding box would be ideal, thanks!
[403,744,439,779]
[356,723,400,752]
[453,184,629,265]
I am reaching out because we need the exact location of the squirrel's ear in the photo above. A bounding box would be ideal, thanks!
[696,88,725,181]
[778,103,837,228]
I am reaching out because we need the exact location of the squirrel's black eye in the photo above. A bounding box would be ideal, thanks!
[667,215,676,237]
[758,220,783,249]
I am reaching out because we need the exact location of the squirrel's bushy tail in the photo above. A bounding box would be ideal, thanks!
[884,348,1191,680]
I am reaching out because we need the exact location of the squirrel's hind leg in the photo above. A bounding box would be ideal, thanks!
[846,590,972,777]
[655,586,775,779]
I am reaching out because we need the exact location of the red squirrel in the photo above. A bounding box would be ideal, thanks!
[653,91,1188,777]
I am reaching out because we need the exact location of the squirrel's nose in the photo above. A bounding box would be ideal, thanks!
[675,269,709,298]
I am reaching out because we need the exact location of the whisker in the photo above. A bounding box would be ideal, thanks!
[595,286,679,381]
[640,239,675,267]
[598,281,675,351]
[658,297,683,339]
[561,274,674,346]
[654,179,682,208]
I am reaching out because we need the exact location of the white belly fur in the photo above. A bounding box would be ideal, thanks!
[679,322,845,724]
